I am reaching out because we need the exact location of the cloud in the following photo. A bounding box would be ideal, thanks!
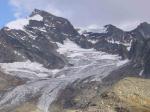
[9,0,64,17]
[118,21,143,31]
[9,0,150,30]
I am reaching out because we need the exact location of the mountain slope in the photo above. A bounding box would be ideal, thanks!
[0,9,84,69]
[78,24,133,59]
[129,22,150,77]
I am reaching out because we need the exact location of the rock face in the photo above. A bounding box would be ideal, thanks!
[78,25,135,60]
[79,24,133,58]
[129,22,150,77]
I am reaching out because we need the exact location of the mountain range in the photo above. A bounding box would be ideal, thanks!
[0,9,150,112]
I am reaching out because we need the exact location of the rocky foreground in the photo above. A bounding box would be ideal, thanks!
[49,77,150,112]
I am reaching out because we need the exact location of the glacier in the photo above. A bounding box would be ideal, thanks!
[0,39,128,112]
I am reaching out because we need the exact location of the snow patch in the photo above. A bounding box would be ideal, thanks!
[57,39,89,55]
[6,14,43,30]
[78,25,107,34]
[88,39,98,44]
[30,14,43,21]
[6,18,29,30]
[139,70,144,76]
[107,39,132,51]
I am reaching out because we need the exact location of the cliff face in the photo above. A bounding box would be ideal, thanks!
[129,22,150,77]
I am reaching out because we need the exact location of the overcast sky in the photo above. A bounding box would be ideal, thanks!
[0,0,150,30]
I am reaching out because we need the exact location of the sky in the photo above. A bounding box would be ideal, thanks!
[0,0,150,30]
[0,0,15,27]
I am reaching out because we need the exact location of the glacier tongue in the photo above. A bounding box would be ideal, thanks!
[0,61,56,79]
[0,40,128,112]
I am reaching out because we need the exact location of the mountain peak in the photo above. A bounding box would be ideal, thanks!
[139,22,149,26]
[137,22,150,29]
[30,9,55,18]
[105,24,122,30]
[104,24,116,28]
[132,22,150,39]
[104,24,123,34]
[133,22,150,32]
[6,13,43,30]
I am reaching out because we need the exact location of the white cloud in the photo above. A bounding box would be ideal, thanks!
[9,0,66,18]
[9,0,150,28]
[118,21,141,31]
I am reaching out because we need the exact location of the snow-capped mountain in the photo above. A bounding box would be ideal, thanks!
[0,9,150,112]
[0,9,130,69]
[0,9,82,69]
[78,22,150,78]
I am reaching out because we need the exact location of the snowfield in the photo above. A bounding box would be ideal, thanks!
[0,39,129,112]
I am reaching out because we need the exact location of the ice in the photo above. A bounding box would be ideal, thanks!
[0,61,58,79]
[99,54,120,60]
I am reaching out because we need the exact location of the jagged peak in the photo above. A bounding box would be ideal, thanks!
[30,9,57,19]
[30,9,71,26]
[139,22,149,26]
[136,22,150,29]
[105,24,121,30]
[104,24,116,29]
[31,9,47,15]
[5,9,72,30]
[104,24,123,33]
[131,22,150,34]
